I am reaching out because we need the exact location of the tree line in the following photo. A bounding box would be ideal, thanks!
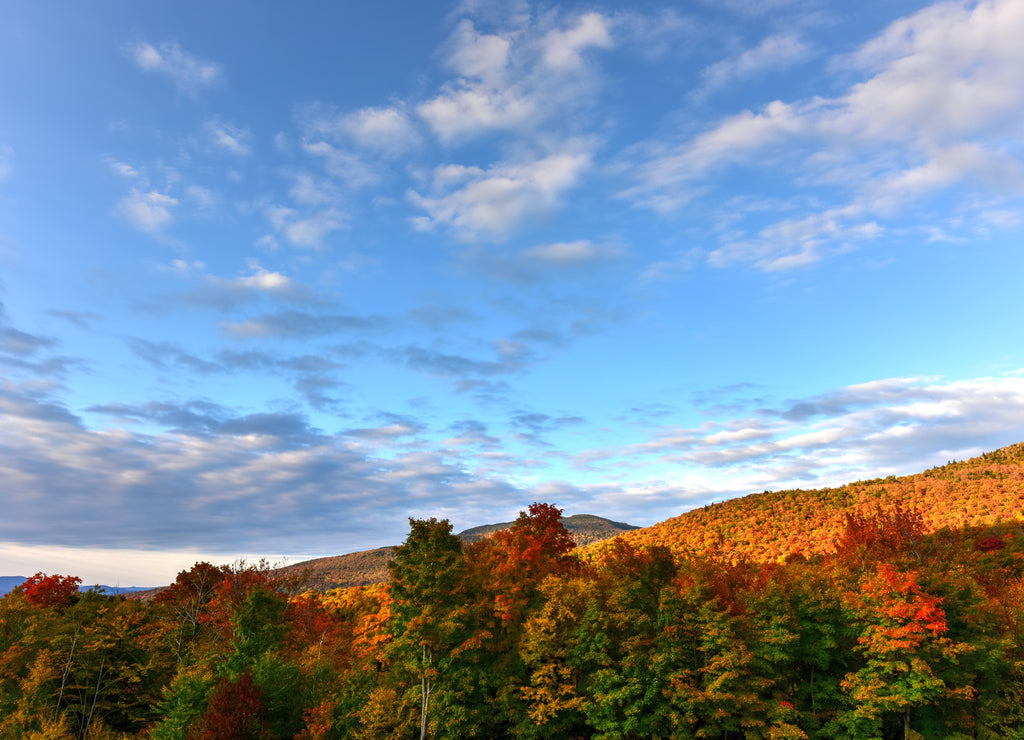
[2,502,1024,738]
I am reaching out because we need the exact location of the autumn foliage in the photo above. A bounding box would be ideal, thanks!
[18,572,81,609]
[604,442,1024,564]
[6,447,1024,738]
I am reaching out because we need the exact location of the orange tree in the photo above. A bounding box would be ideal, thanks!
[834,563,975,739]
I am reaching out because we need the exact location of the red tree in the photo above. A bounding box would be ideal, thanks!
[19,572,81,608]
[190,671,269,740]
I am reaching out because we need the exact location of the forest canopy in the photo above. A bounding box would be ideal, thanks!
[4,462,1024,738]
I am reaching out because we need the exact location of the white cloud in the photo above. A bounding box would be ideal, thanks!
[232,263,293,292]
[117,190,178,232]
[445,19,511,82]
[300,104,419,156]
[185,185,218,212]
[522,240,623,265]
[539,12,614,70]
[586,374,1024,499]
[626,0,1024,269]
[341,107,419,154]
[159,259,205,276]
[417,11,617,143]
[418,85,536,144]
[862,143,1024,215]
[409,147,591,239]
[832,0,1024,145]
[625,100,807,212]
[289,173,340,206]
[105,158,139,178]
[612,9,698,60]
[266,205,347,248]
[205,119,251,155]
[128,41,222,96]
[700,33,812,90]
[302,141,380,188]
[709,207,882,271]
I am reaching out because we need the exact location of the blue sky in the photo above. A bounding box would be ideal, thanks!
[3,0,1024,584]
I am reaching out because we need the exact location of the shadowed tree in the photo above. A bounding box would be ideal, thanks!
[387,517,469,740]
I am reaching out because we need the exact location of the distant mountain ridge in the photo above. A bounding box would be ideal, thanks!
[18,441,1024,599]
[596,442,1024,563]
[458,513,639,546]
[273,513,639,591]
[0,576,27,597]
[0,577,154,597]
[5,514,637,599]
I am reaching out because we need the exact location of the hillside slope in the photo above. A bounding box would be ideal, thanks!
[606,442,1024,563]
[273,547,396,592]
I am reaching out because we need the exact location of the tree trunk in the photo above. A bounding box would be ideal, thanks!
[420,646,431,740]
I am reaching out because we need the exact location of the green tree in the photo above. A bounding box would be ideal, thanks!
[387,517,470,740]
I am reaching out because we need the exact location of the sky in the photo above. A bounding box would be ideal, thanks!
[3,0,1024,585]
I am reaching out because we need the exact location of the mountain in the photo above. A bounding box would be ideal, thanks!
[457,513,639,546]
[0,576,27,596]
[274,514,638,591]
[0,577,155,597]
[84,585,156,596]
[601,442,1024,563]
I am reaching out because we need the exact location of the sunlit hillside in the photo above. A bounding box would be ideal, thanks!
[603,442,1024,562]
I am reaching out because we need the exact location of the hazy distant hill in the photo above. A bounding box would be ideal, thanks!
[598,442,1024,563]
[458,513,639,547]
[275,514,639,591]
[0,576,26,596]
[0,577,155,597]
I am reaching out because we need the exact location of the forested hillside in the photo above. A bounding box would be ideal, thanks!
[609,442,1024,562]
[5,451,1024,738]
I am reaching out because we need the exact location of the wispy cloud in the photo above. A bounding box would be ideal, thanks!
[127,41,223,96]
[699,33,813,91]
[265,205,347,248]
[701,0,819,20]
[0,312,57,358]
[410,147,592,239]
[220,310,389,339]
[521,240,624,266]
[708,206,882,271]
[585,375,1024,498]
[116,189,178,232]
[625,0,1024,270]
[46,310,101,330]
[125,338,350,411]
[205,119,252,155]
[0,301,76,379]
[162,262,313,310]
